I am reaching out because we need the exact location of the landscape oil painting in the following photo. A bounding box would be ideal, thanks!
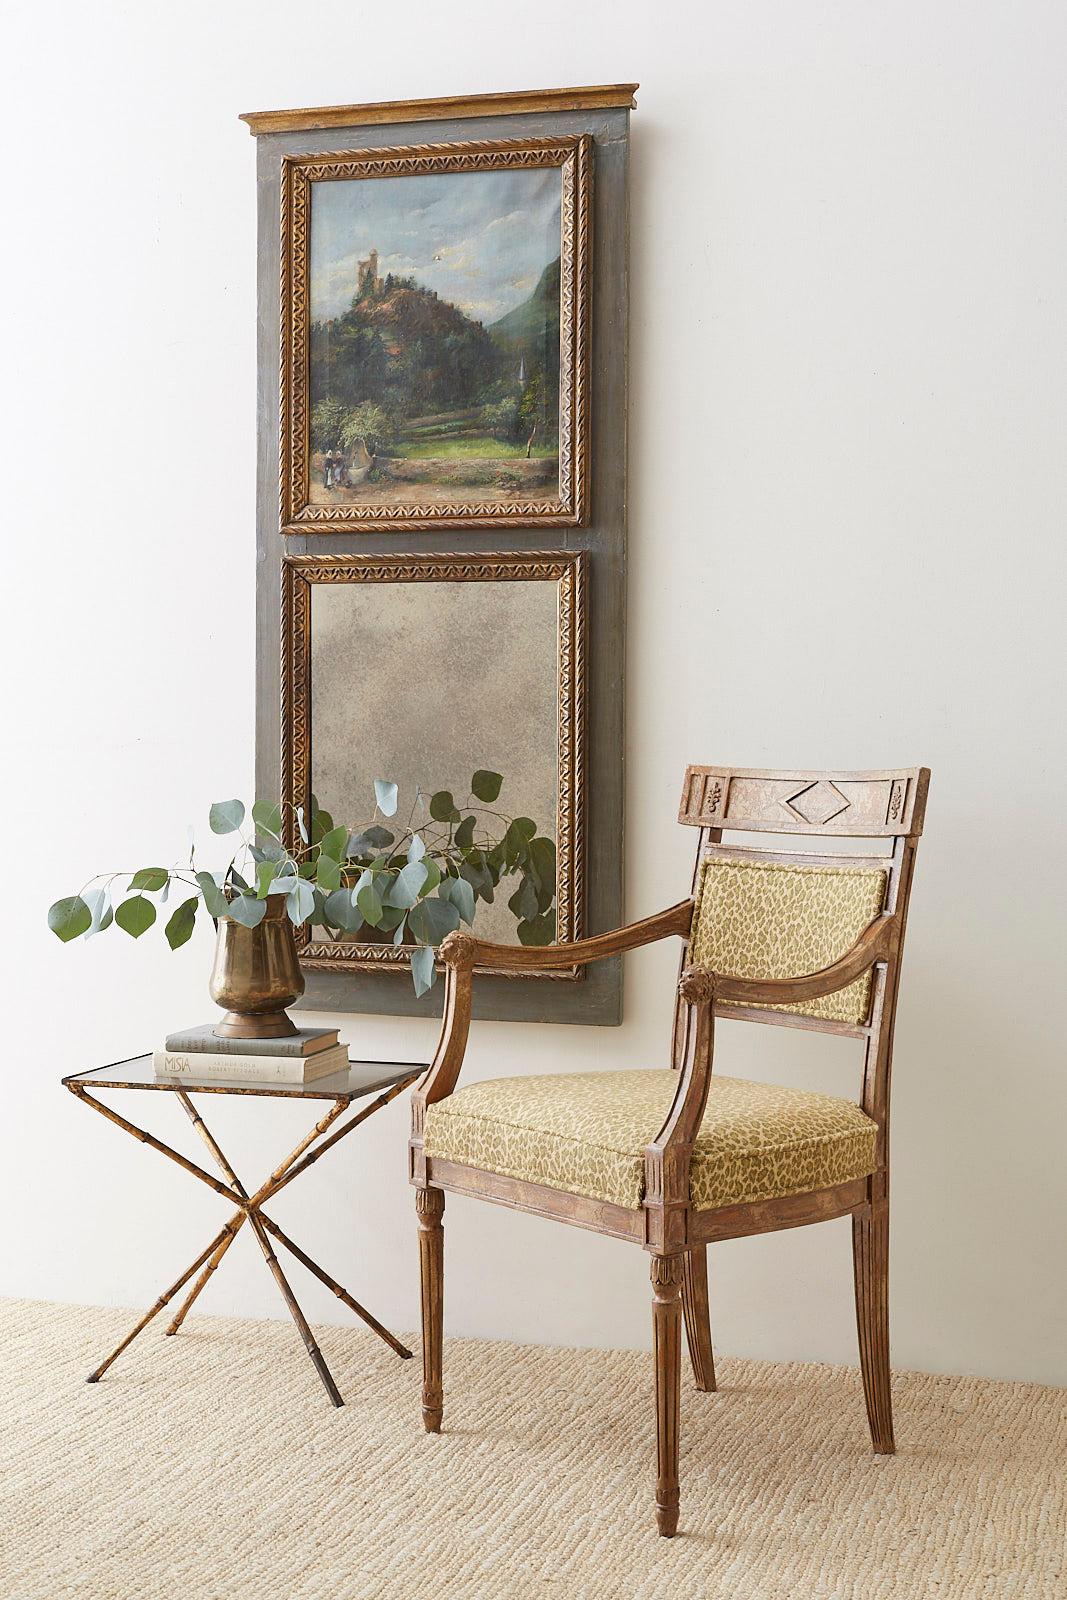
[281,138,591,531]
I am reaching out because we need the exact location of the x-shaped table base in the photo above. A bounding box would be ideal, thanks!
[69,1073,417,1407]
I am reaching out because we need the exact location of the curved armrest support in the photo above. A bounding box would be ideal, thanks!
[707,912,898,1008]
[435,901,694,974]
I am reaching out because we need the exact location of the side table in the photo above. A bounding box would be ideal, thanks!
[63,1053,424,1407]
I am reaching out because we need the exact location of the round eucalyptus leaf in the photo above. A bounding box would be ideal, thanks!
[411,945,437,997]
[115,895,157,938]
[164,897,198,950]
[517,909,556,947]
[195,871,229,920]
[48,896,92,943]
[286,878,316,924]
[209,799,245,836]
[439,875,476,926]
[429,790,461,823]
[388,859,429,909]
[226,894,266,929]
[471,770,503,803]
[408,896,460,946]
[374,779,399,817]
[129,867,169,892]
[325,886,363,931]
[454,815,476,851]
[251,800,283,838]
[356,880,384,927]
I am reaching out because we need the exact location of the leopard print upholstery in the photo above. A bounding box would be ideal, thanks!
[425,1070,877,1212]
[689,857,888,1025]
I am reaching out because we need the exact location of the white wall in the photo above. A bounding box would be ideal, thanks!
[3,1,1065,1387]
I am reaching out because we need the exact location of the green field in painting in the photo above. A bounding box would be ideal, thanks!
[394,434,556,460]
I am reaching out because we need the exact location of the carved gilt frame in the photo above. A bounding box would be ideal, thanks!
[280,550,586,979]
[280,135,592,535]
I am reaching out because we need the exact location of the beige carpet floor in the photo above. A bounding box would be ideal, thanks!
[1,1298,1064,1600]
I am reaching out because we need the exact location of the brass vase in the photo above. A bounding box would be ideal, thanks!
[209,895,305,1039]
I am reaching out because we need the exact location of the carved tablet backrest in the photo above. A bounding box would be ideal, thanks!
[672,768,928,1082]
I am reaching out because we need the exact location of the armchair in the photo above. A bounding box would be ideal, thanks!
[410,764,929,1536]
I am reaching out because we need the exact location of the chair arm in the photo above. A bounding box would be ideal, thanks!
[687,912,898,1010]
[435,900,695,974]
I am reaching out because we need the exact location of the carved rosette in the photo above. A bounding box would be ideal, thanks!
[678,966,715,1006]
[438,931,478,970]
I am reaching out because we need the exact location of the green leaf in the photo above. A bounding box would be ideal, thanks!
[286,879,316,924]
[318,825,349,862]
[374,779,399,817]
[411,945,436,997]
[527,835,556,895]
[310,807,335,846]
[408,834,427,862]
[508,876,540,923]
[408,896,460,946]
[388,859,429,909]
[504,817,537,864]
[439,875,476,926]
[518,910,556,947]
[48,895,92,943]
[209,799,245,836]
[227,894,266,929]
[429,790,461,823]
[356,881,384,927]
[164,897,198,950]
[255,859,278,899]
[454,814,476,851]
[295,805,309,845]
[195,871,229,920]
[115,895,156,938]
[325,887,363,931]
[347,825,394,857]
[316,854,342,892]
[393,919,409,946]
[460,858,494,902]
[471,769,503,803]
[129,867,169,892]
[419,858,442,896]
[376,904,408,933]
[251,800,283,838]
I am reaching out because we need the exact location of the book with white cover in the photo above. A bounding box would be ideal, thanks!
[153,1043,349,1085]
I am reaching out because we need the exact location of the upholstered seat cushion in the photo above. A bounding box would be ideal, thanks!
[424,1070,877,1213]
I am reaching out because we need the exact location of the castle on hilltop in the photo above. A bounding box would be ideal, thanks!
[357,249,382,295]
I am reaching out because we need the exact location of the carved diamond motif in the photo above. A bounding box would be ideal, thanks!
[784,780,851,826]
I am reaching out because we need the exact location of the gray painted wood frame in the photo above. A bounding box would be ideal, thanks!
[250,103,629,1024]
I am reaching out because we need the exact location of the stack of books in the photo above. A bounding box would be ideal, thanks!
[153,1024,349,1085]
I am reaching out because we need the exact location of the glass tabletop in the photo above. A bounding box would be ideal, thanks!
[63,1054,426,1102]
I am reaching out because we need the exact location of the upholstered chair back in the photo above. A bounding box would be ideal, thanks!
[687,857,889,1026]
[673,765,929,1052]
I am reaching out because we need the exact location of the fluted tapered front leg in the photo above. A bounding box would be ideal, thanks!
[853,1197,894,1453]
[651,1254,684,1536]
[416,1186,445,1433]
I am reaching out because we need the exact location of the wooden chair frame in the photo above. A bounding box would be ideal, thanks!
[410,765,929,1536]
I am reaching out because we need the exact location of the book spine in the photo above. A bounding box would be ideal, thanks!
[163,1032,337,1058]
[153,1050,340,1084]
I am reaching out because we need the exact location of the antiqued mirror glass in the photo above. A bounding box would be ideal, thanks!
[281,552,585,976]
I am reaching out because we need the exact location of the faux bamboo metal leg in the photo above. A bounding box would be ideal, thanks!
[651,1254,684,1537]
[259,1212,413,1359]
[245,1210,345,1407]
[853,1198,895,1454]
[681,1244,716,1393]
[416,1187,445,1433]
[164,1211,247,1336]
[87,1220,238,1382]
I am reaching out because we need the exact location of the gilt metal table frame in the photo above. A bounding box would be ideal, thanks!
[64,1054,423,1407]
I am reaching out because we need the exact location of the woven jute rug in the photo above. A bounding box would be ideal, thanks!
[1,1297,1063,1599]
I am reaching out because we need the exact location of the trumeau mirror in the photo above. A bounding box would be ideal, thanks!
[247,84,633,1024]
[282,552,585,980]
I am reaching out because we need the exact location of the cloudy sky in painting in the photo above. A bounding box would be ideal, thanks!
[309,167,562,325]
